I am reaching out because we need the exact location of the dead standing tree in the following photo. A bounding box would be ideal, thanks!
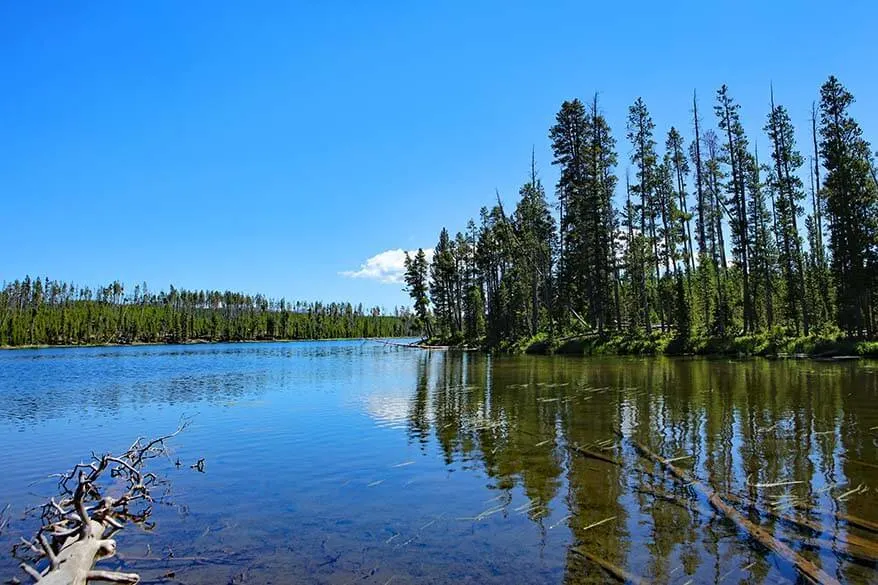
[11,425,188,585]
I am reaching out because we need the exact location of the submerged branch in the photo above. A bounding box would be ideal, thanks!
[619,431,841,585]
[571,547,649,585]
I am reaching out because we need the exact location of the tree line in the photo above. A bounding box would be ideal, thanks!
[0,276,417,346]
[404,76,878,348]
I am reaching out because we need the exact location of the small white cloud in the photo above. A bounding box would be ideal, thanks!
[341,248,433,284]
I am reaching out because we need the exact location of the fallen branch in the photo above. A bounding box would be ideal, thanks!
[571,547,649,584]
[0,503,10,535]
[642,485,878,562]
[568,443,623,467]
[12,422,190,585]
[579,515,616,533]
[619,432,840,585]
[722,491,878,558]
[636,486,709,516]
[843,456,878,471]
[779,534,878,566]
[372,339,422,349]
[804,508,878,535]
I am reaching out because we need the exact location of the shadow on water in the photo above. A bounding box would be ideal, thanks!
[1,342,877,583]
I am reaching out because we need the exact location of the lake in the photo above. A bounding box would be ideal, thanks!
[0,341,877,584]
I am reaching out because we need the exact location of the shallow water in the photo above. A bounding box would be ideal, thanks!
[1,341,877,584]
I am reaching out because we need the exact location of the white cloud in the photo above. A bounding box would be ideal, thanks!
[341,248,433,284]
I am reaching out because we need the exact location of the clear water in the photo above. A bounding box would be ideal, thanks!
[1,341,877,584]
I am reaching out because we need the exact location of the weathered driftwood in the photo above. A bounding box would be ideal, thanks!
[620,432,841,585]
[13,426,187,585]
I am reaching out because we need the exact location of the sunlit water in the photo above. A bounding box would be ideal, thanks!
[1,341,877,584]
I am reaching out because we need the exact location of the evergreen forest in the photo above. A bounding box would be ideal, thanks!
[0,277,417,347]
[404,76,878,355]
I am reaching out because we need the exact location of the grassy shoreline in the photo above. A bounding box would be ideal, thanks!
[424,332,878,359]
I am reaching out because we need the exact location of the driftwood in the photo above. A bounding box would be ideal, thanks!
[374,339,424,349]
[620,432,841,585]
[12,425,188,585]
[373,339,474,351]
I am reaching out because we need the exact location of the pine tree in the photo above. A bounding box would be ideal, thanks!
[404,249,432,337]
[690,93,714,332]
[587,95,619,333]
[626,98,660,333]
[464,285,485,340]
[808,102,832,326]
[765,96,809,334]
[692,92,708,259]
[715,85,754,333]
[745,147,776,329]
[429,228,461,338]
[666,127,695,274]
[818,76,878,335]
[703,130,731,336]
[549,100,589,325]
[511,160,556,336]
[463,219,485,340]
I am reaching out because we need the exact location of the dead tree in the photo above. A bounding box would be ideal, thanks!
[12,425,188,585]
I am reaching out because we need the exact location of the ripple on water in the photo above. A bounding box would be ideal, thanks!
[0,343,877,584]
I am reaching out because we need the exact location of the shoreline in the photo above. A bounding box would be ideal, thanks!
[0,336,418,351]
[418,333,878,360]
[4,334,876,360]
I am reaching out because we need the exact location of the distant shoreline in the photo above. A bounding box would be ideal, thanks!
[0,336,417,351]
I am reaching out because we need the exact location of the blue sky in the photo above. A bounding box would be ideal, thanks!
[1,1,875,310]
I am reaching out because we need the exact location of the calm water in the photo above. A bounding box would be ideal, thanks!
[1,341,877,584]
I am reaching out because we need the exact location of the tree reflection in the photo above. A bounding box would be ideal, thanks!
[407,353,878,584]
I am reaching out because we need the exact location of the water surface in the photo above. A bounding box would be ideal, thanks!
[1,341,877,584]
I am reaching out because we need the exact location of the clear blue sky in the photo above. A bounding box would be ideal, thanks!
[1,1,875,310]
